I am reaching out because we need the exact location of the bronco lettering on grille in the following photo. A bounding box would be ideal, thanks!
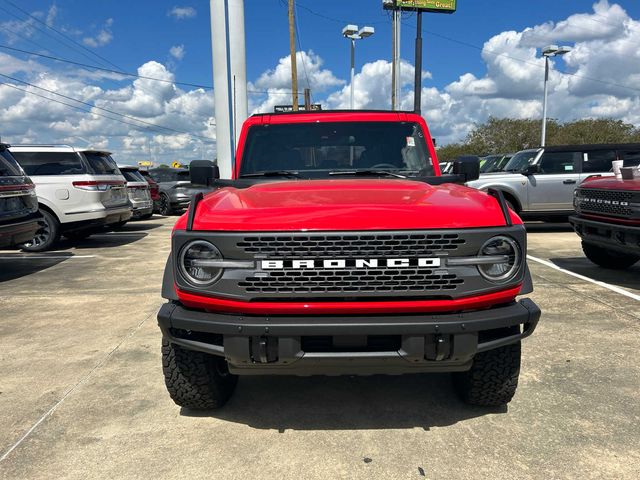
[261,258,442,270]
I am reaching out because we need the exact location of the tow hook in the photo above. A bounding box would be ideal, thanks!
[251,336,278,363]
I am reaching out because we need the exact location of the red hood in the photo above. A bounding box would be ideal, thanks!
[175,179,519,231]
[581,176,640,191]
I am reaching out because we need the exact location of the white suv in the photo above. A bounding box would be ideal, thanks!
[10,145,132,251]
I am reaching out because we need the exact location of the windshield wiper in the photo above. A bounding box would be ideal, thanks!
[240,170,302,179]
[329,169,407,179]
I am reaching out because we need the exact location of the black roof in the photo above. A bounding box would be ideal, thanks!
[251,109,417,117]
[543,143,640,151]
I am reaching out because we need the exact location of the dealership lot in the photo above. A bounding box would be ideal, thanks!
[0,217,639,480]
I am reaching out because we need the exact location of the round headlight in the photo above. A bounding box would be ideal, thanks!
[478,236,520,283]
[179,240,223,286]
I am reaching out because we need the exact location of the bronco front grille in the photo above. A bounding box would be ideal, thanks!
[576,188,635,217]
[236,233,465,257]
[238,267,464,295]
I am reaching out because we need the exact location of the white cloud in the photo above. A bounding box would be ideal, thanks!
[82,18,114,47]
[168,6,197,20]
[169,45,186,61]
[46,5,58,27]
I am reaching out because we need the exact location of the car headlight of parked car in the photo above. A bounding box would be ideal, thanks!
[179,240,224,286]
[477,236,521,283]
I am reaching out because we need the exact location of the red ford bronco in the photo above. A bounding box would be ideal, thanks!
[158,110,540,409]
[570,175,640,269]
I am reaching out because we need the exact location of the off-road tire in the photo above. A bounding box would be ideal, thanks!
[158,193,173,216]
[162,339,238,410]
[20,209,60,252]
[453,341,521,407]
[582,242,639,270]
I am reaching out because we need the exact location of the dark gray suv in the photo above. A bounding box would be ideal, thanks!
[148,168,213,216]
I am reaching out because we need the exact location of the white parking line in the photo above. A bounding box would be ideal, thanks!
[0,311,153,463]
[527,254,640,302]
[0,255,95,259]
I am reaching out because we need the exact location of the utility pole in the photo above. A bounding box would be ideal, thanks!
[304,88,311,110]
[391,9,401,110]
[288,0,299,111]
[413,11,422,114]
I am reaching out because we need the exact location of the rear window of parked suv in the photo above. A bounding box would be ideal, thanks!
[121,169,146,182]
[0,150,24,176]
[82,152,119,175]
[12,152,86,176]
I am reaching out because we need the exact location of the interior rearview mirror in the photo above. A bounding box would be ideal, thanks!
[453,155,480,182]
[189,160,220,186]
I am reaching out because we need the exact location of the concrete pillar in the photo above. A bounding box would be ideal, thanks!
[210,0,248,179]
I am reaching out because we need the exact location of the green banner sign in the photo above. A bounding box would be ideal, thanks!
[392,0,456,13]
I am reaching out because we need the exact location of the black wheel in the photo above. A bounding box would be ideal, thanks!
[64,230,92,241]
[453,341,521,406]
[162,339,238,410]
[582,242,639,269]
[158,193,173,216]
[20,209,61,252]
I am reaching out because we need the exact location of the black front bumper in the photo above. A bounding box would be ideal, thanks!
[569,215,640,255]
[0,213,41,248]
[158,299,541,375]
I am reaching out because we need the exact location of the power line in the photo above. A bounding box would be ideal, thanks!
[0,44,214,89]
[0,3,114,70]
[3,0,120,70]
[292,2,640,97]
[0,76,214,142]
[0,44,301,96]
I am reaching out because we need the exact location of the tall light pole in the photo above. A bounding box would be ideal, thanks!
[540,44,571,147]
[342,25,375,109]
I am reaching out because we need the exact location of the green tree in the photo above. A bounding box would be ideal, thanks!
[438,117,640,161]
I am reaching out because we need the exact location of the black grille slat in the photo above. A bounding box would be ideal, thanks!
[236,233,465,257]
[238,268,465,294]
[577,188,636,217]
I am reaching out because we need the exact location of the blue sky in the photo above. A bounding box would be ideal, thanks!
[2,1,640,163]
[14,0,640,92]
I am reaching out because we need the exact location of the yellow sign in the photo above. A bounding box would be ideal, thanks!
[393,0,456,13]
[172,161,184,169]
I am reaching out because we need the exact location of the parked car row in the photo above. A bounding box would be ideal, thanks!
[0,144,157,252]
[467,143,640,220]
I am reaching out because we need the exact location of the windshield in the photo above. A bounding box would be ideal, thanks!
[480,155,501,173]
[83,152,119,175]
[503,150,540,172]
[239,121,435,178]
[0,150,24,177]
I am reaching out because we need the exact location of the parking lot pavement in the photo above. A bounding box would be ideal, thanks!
[0,217,639,479]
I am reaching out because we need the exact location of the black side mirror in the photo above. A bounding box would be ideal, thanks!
[522,164,540,176]
[189,160,220,186]
[453,155,480,182]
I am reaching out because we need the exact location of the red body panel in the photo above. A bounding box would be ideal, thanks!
[175,179,521,232]
[580,176,640,191]
[172,111,523,314]
[177,285,523,315]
